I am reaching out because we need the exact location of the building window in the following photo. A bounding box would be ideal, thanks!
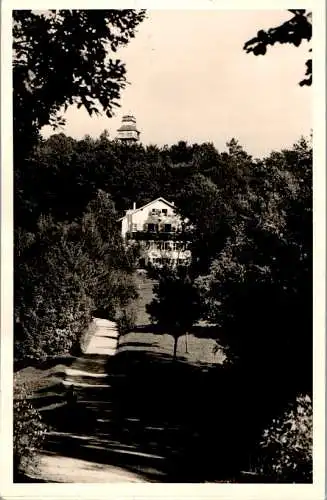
[162,209,167,216]
[175,242,185,252]
[132,223,137,232]
[148,223,158,232]
[164,224,172,232]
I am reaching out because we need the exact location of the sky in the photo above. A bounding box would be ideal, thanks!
[41,9,312,158]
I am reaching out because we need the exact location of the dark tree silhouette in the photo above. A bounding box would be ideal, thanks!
[244,10,312,86]
[147,267,201,360]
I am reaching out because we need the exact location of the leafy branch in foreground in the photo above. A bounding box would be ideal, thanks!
[13,9,146,158]
[244,10,312,86]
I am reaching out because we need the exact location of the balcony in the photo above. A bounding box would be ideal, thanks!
[126,230,192,242]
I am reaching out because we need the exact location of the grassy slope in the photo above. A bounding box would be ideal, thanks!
[119,271,225,366]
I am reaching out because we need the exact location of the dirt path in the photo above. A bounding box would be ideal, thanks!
[61,318,118,388]
[83,318,119,355]
[28,318,158,483]
[28,455,146,483]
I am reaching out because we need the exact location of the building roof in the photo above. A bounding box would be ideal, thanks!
[122,114,136,122]
[117,124,140,132]
[118,197,176,221]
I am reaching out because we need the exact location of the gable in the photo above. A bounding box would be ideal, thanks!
[143,198,175,212]
[134,197,175,213]
[118,197,176,221]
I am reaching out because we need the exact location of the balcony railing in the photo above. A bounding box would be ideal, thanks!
[126,230,192,242]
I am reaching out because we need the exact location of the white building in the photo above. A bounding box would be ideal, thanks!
[118,197,192,268]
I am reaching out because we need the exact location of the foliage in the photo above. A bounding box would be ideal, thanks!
[174,139,255,272]
[13,379,47,478]
[116,302,138,337]
[15,127,312,394]
[147,266,201,359]
[15,190,137,362]
[15,134,168,230]
[255,394,312,482]
[244,10,312,86]
[195,137,312,394]
[80,190,138,316]
[17,134,253,239]
[13,9,144,366]
[15,218,93,361]
[13,9,146,159]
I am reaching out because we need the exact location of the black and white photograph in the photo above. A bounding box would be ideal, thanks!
[1,2,325,498]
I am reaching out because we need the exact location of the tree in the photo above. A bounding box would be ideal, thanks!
[81,190,138,318]
[169,141,194,164]
[175,139,256,273]
[175,173,226,272]
[147,267,201,360]
[14,9,147,232]
[15,133,84,228]
[184,137,313,479]
[14,189,138,362]
[191,142,222,175]
[244,10,312,86]
[13,9,146,159]
[195,136,312,394]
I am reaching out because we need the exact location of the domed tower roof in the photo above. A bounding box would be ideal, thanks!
[117,114,140,143]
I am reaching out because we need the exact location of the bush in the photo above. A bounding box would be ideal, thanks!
[13,380,47,479]
[116,303,137,337]
[14,218,94,362]
[15,191,138,363]
[254,394,312,482]
[14,275,94,362]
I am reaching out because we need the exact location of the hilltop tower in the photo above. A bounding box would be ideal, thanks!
[116,114,140,143]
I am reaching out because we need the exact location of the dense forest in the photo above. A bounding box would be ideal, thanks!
[16,132,312,385]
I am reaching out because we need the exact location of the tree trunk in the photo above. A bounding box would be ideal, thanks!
[173,335,178,360]
[185,332,188,354]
